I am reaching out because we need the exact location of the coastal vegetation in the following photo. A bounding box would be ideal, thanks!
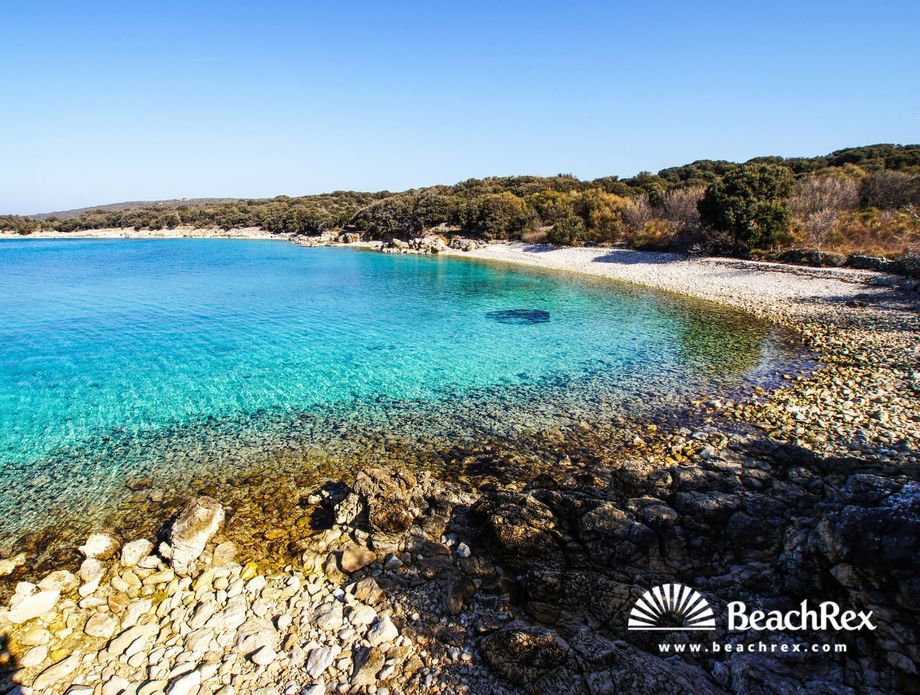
[2,144,919,263]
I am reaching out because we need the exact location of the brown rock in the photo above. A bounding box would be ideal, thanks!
[340,546,377,573]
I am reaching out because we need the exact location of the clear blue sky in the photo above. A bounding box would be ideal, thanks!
[1,1,917,214]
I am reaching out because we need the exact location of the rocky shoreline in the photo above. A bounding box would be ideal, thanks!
[2,239,919,694]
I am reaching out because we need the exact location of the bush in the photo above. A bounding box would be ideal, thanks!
[546,216,586,245]
[860,171,920,209]
[698,163,794,251]
[464,193,534,240]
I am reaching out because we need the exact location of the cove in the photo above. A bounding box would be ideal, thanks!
[0,239,799,550]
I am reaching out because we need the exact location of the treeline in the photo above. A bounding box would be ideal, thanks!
[3,144,919,259]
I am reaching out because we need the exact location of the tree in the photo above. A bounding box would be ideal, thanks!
[465,193,533,240]
[698,163,794,251]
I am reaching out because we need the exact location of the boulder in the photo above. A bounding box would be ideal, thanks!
[470,492,562,570]
[480,623,569,687]
[161,496,224,573]
[78,532,119,560]
[352,468,419,533]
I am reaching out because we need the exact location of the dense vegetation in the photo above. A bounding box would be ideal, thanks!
[3,144,919,259]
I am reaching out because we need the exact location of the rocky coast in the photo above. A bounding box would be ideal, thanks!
[2,239,919,694]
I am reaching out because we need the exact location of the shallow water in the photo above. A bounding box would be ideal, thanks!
[0,239,799,551]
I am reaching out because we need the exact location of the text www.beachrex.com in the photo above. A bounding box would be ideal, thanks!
[659,642,848,654]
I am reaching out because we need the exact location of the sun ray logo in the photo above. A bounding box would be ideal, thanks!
[628,583,717,631]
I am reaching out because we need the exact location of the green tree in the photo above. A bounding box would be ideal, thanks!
[698,163,794,250]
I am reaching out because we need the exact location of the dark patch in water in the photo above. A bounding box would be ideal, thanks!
[486,309,550,325]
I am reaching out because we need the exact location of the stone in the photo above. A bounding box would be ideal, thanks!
[64,687,94,695]
[305,645,341,678]
[352,647,385,687]
[351,577,385,605]
[340,546,377,573]
[79,532,119,559]
[38,570,79,593]
[349,604,377,627]
[366,616,398,646]
[84,612,119,638]
[480,624,569,687]
[102,676,132,695]
[161,496,225,574]
[32,654,80,690]
[8,589,60,624]
[0,552,26,576]
[20,645,48,668]
[18,627,52,646]
[352,468,419,533]
[313,604,343,631]
[456,542,471,558]
[109,623,159,657]
[251,646,277,666]
[212,540,238,566]
[79,558,106,596]
[167,669,202,695]
[121,539,154,567]
[234,617,277,655]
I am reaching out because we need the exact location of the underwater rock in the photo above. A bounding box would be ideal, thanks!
[485,309,551,325]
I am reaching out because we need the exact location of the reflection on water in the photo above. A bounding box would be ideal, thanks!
[0,240,806,553]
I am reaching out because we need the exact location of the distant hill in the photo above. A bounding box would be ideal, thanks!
[33,198,240,220]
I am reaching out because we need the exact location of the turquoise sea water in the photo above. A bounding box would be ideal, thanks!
[0,239,795,547]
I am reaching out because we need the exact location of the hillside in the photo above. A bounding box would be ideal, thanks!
[3,144,919,261]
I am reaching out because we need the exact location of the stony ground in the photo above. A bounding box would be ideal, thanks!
[2,241,919,694]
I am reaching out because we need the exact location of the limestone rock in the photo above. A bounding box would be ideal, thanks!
[161,496,225,574]
[84,612,119,638]
[480,623,569,687]
[305,645,341,679]
[166,668,201,695]
[38,570,79,593]
[8,589,60,624]
[32,654,80,690]
[0,552,26,577]
[340,546,377,573]
[366,616,398,646]
[79,532,119,559]
[121,539,154,567]
[20,645,48,668]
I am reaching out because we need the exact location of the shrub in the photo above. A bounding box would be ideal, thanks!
[546,216,586,246]
[860,171,920,209]
[698,163,794,251]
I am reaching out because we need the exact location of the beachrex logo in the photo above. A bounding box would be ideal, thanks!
[628,584,876,632]
[628,583,717,631]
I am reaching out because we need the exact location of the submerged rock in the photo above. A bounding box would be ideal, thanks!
[485,309,551,325]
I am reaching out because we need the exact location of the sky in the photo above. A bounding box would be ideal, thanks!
[1,1,918,214]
